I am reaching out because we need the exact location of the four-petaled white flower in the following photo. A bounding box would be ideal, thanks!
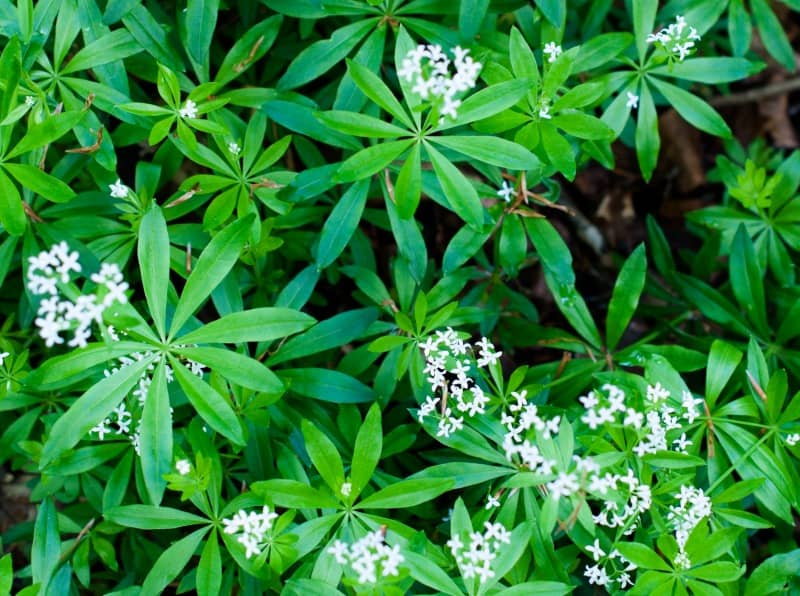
[228,141,240,155]
[543,42,563,63]
[626,92,639,109]
[175,459,191,475]
[109,179,128,199]
[340,481,352,496]
[485,493,501,509]
[586,538,605,562]
[179,99,198,119]
[497,180,515,203]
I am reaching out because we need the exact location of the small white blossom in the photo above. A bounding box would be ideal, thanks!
[327,530,405,585]
[585,538,605,562]
[485,493,500,509]
[543,42,563,63]
[786,433,800,446]
[228,141,240,155]
[0,352,8,367]
[497,180,515,203]
[340,482,352,497]
[179,99,198,119]
[626,92,639,109]
[109,179,128,199]
[222,506,279,560]
[175,459,191,475]
[25,96,36,106]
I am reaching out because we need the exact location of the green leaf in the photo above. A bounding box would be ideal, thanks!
[280,368,375,403]
[169,214,254,338]
[526,218,602,348]
[439,79,532,131]
[23,341,144,391]
[689,562,744,582]
[745,549,800,596]
[633,0,658,61]
[606,244,646,351]
[3,163,76,203]
[334,139,413,183]
[139,362,171,505]
[196,529,222,596]
[347,59,413,129]
[509,27,539,89]
[0,169,25,236]
[105,504,207,529]
[706,340,742,409]
[278,19,375,90]
[169,357,246,445]
[0,554,11,595]
[615,542,670,571]
[357,477,454,509]
[40,354,155,468]
[7,110,86,158]
[138,205,170,338]
[350,403,382,500]
[316,111,411,138]
[31,498,60,589]
[141,527,208,596]
[302,419,345,496]
[405,551,462,596]
[216,15,282,85]
[730,224,768,336]
[751,0,795,71]
[651,58,756,83]
[181,0,219,81]
[394,141,422,219]
[635,83,659,181]
[122,4,184,71]
[649,78,731,138]
[425,140,484,228]
[430,135,539,170]
[0,37,21,120]
[267,308,377,366]
[315,179,370,268]
[251,479,340,509]
[61,29,142,74]
[178,307,315,345]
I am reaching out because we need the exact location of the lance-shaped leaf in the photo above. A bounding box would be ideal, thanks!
[251,479,340,509]
[40,354,155,468]
[356,477,454,509]
[430,135,539,170]
[178,307,315,345]
[606,243,647,351]
[425,140,484,229]
[7,110,86,158]
[0,169,25,236]
[169,356,246,445]
[138,205,170,338]
[169,213,254,338]
[174,346,283,394]
[105,504,207,529]
[141,526,209,595]
[350,403,382,501]
[139,361,172,505]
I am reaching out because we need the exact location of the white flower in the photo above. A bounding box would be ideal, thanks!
[538,105,552,119]
[497,180,515,203]
[485,493,501,509]
[25,96,36,106]
[0,352,9,367]
[228,141,240,155]
[786,433,800,446]
[626,92,639,109]
[109,179,128,199]
[586,538,605,562]
[340,482,352,497]
[543,42,562,63]
[221,506,279,559]
[175,459,191,475]
[179,99,198,119]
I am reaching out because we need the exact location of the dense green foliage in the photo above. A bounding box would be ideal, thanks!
[1,0,800,594]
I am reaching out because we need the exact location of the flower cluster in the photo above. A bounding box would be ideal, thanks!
[91,349,205,454]
[580,382,702,457]
[501,389,560,475]
[667,485,712,568]
[27,242,129,348]
[222,506,279,559]
[583,543,637,589]
[397,44,481,119]
[327,530,404,585]
[179,99,198,119]
[447,521,511,584]
[417,329,499,437]
[646,15,701,62]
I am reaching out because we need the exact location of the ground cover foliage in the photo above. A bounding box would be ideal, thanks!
[1,0,800,593]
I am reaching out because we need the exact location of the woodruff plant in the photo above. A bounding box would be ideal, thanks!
[1,0,800,594]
